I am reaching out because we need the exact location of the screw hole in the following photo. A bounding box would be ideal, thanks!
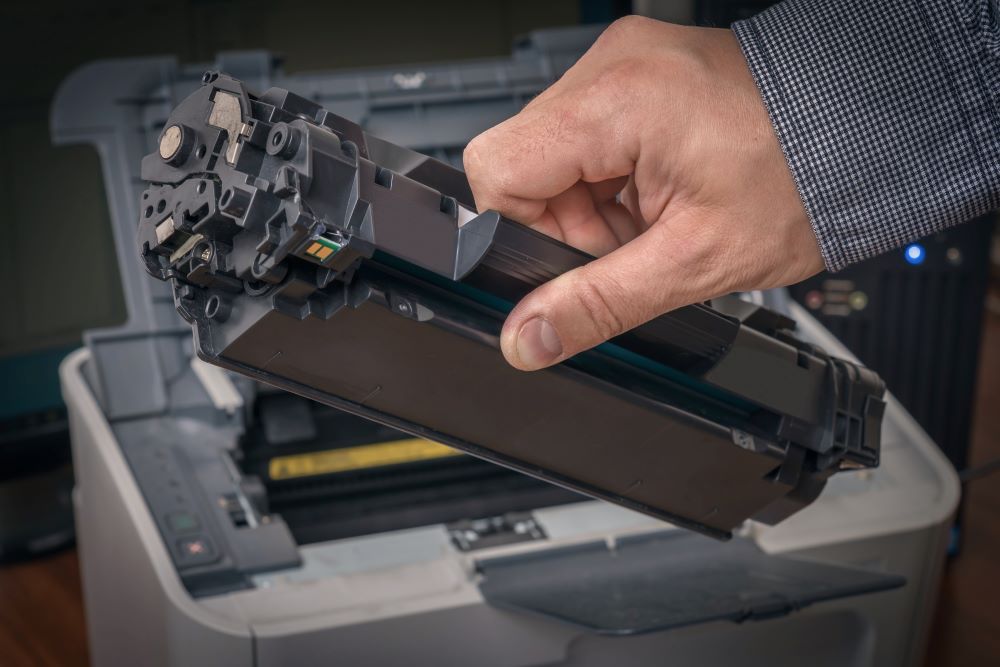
[156,199,166,214]
[196,181,207,195]
[195,144,206,159]
[271,131,283,146]
[220,188,232,207]
[144,205,153,218]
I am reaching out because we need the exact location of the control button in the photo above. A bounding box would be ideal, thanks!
[181,538,209,556]
[166,511,200,534]
[175,535,218,565]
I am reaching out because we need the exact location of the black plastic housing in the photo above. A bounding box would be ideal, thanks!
[138,74,886,539]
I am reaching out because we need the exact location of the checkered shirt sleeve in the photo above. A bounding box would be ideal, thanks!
[733,0,1000,272]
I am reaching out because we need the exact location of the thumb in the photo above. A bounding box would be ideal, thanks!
[500,224,699,371]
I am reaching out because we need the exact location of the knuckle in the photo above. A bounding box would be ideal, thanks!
[462,135,488,177]
[463,133,503,208]
[599,15,650,45]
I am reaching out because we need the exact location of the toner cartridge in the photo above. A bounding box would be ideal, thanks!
[138,73,886,539]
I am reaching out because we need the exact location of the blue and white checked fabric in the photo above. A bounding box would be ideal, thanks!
[733,0,1000,272]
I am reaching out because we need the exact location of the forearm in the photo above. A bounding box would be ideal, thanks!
[734,0,1000,271]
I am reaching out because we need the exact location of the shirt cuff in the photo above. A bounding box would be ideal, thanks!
[733,0,1000,272]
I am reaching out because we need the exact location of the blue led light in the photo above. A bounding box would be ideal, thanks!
[904,243,926,265]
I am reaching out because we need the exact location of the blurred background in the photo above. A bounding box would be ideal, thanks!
[0,1,997,666]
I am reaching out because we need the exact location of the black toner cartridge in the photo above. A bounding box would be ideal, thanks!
[138,73,886,539]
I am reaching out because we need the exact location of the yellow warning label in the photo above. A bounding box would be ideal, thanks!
[268,438,462,480]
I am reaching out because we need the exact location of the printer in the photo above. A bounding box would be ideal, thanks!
[57,27,959,666]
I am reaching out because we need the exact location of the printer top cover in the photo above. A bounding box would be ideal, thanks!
[137,73,886,539]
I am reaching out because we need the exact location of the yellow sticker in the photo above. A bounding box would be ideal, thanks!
[268,438,462,480]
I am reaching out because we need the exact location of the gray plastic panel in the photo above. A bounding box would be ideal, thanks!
[478,530,905,635]
[113,417,301,594]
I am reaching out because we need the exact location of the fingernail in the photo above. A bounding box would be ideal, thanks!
[516,317,563,369]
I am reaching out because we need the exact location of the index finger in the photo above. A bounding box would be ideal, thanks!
[462,95,634,223]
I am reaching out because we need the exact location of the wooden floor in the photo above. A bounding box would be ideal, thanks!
[0,549,87,666]
[1,295,998,666]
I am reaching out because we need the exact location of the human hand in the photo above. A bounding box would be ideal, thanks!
[463,16,824,371]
